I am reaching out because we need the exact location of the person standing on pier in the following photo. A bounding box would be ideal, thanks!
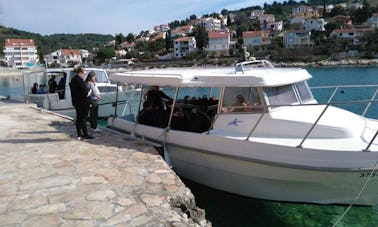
[85,71,101,133]
[69,66,94,140]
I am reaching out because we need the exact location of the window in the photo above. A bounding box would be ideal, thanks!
[295,81,313,102]
[222,87,262,113]
[92,70,108,83]
[264,85,298,106]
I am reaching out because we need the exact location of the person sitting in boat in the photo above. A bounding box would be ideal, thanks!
[170,108,188,131]
[31,83,38,94]
[138,101,158,127]
[48,75,58,93]
[37,84,46,94]
[231,94,248,112]
[57,74,67,99]
[188,107,211,133]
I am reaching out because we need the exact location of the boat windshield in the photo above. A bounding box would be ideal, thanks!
[263,81,313,107]
[92,70,108,83]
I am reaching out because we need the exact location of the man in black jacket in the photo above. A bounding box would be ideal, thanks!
[69,66,93,140]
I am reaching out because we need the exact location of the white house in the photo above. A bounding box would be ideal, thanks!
[331,28,374,45]
[290,16,306,25]
[207,31,230,56]
[154,24,169,32]
[292,5,313,15]
[243,31,271,48]
[3,39,39,68]
[80,49,89,59]
[173,37,197,58]
[198,17,221,31]
[266,20,283,32]
[368,13,378,28]
[44,49,82,67]
[284,30,312,48]
[250,10,265,19]
[302,18,327,31]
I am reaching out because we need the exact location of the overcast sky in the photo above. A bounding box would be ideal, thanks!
[0,0,280,36]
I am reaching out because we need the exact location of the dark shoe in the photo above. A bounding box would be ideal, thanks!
[83,135,94,140]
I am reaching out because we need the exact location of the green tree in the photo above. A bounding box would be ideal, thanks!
[148,38,165,53]
[194,25,208,50]
[324,22,340,37]
[115,33,125,49]
[96,48,115,63]
[351,7,373,24]
[189,14,197,20]
[125,33,135,43]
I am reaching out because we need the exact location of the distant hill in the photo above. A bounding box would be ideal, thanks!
[0,25,114,55]
[308,0,378,7]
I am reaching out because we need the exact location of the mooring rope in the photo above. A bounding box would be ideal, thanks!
[332,159,378,227]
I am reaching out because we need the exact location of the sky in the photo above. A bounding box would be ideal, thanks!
[0,0,279,36]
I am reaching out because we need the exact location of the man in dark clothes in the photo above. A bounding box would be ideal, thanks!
[138,101,157,126]
[144,85,173,127]
[48,75,58,93]
[145,85,173,110]
[69,66,94,140]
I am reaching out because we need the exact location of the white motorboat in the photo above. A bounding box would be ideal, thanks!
[108,60,378,205]
[26,68,135,118]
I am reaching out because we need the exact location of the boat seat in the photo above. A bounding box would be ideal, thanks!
[46,93,60,102]
[120,113,135,122]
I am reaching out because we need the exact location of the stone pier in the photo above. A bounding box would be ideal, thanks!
[0,99,210,226]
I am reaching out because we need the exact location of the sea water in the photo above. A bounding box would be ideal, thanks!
[1,66,378,226]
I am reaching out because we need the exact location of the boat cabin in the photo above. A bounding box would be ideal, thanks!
[111,61,316,134]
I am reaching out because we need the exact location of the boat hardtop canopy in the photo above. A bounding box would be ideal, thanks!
[111,66,312,88]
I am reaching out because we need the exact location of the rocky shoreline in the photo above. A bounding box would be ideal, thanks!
[275,58,378,67]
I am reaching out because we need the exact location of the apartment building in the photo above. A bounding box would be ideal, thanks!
[284,30,312,48]
[173,37,197,58]
[3,39,39,68]
[207,31,230,56]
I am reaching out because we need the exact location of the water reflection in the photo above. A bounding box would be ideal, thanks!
[182,178,378,227]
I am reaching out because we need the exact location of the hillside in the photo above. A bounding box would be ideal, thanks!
[0,25,114,55]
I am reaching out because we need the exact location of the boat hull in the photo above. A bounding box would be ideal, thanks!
[108,117,378,205]
[168,144,378,205]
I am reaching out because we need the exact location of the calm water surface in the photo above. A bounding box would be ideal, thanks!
[1,66,378,226]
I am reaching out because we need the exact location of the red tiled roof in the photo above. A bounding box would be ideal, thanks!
[61,49,81,56]
[4,39,35,47]
[243,31,261,38]
[175,37,194,42]
[208,31,229,39]
[333,28,374,33]
[243,30,270,38]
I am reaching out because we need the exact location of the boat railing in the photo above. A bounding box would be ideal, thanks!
[244,98,378,151]
[310,84,378,117]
